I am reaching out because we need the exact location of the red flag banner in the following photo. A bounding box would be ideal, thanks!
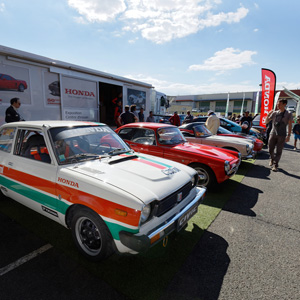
[260,68,276,127]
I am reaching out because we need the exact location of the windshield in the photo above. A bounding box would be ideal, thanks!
[49,125,131,164]
[157,127,186,145]
[193,125,212,137]
[218,126,233,134]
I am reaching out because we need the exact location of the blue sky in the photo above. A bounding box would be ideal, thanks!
[1,0,299,95]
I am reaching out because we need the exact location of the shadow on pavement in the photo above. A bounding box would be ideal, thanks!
[222,182,262,217]
[160,230,230,300]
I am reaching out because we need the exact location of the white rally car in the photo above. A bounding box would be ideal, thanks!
[0,121,206,261]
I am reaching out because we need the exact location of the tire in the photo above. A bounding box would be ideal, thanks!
[18,84,25,92]
[71,207,115,261]
[189,163,216,188]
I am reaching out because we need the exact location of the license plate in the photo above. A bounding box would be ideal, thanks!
[177,204,198,232]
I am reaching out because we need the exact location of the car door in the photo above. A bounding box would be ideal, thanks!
[0,127,60,222]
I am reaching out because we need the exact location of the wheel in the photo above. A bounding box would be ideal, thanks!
[71,208,115,261]
[95,142,112,154]
[189,163,216,188]
[18,84,25,92]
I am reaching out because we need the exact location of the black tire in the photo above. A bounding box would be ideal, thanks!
[18,84,25,92]
[189,163,216,188]
[71,207,115,261]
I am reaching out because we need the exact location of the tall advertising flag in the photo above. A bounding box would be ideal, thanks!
[260,68,276,128]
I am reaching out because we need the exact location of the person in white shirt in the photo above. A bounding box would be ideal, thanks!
[205,110,220,135]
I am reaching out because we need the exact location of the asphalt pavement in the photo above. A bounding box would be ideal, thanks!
[160,137,300,300]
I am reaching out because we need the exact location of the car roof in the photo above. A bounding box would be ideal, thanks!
[1,120,105,129]
[119,122,175,129]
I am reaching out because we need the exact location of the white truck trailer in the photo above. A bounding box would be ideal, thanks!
[0,45,154,126]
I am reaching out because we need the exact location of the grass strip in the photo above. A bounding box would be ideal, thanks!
[0,159,254,300]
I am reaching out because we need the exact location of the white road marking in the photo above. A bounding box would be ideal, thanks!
[0,243,53,276]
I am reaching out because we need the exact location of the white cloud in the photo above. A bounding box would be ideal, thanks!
[67,0,249,43]
[188,48,257,73]
[124,73,260,95]
[0,3,5,12]
[68,0,126,22]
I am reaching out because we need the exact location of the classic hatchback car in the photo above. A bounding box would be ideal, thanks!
[0,73,28,92]
[0,121,206,261]
[179,123,254,159]
[115,123,241,188]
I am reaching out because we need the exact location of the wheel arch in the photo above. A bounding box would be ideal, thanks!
[188,162,217,188]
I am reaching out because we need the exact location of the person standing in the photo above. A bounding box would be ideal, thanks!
[118,105,137,125]
[5,97,24,123]
[265,99,293,172]
[138,107,145,122]
[169,111,181,126]
[292,116,300,150]
[240,111,253,134]
[130,104,139,120]
[205,110,220,135]
[146,111,155,122]
[112,93,123,127]
[183,111,193,124]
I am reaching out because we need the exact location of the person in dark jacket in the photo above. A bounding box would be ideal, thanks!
[5,98,24,123]
[169,111,181,126]
[118,105,138,125]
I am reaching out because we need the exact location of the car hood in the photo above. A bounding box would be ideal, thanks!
[173,142,238,160]
[205,135,253,146]
[63,153,195,204]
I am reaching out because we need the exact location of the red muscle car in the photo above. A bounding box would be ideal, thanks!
[115,123,241,188]
[0,73,28,92]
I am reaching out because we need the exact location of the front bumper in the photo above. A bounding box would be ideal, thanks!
[119,187,206,252]
[242,150,256,160]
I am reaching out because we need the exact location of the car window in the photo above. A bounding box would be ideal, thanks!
[16,130,51,164]
[193,125,212,137]
[0,127,16,153]
[220,119,229,127]
[157,127,185,145]
[131,128,156,145]
[118,128,136,140]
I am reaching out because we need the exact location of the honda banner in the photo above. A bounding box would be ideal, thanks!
[260,68,276,127]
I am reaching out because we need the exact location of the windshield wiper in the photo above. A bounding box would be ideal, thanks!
[107,148,128,156]
[65,153,100,163]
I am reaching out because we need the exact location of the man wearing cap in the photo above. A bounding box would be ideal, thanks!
[205,110,220,135]
[118,105,138,125]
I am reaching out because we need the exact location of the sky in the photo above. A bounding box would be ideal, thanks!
[1,0,300,96]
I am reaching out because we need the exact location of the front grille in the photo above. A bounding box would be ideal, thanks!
[153,181,193,217]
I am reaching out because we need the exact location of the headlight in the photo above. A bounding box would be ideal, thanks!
[140,204,151,224]
[246,144,249,152]
[191,173,199,187]
[224,160,230,174]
